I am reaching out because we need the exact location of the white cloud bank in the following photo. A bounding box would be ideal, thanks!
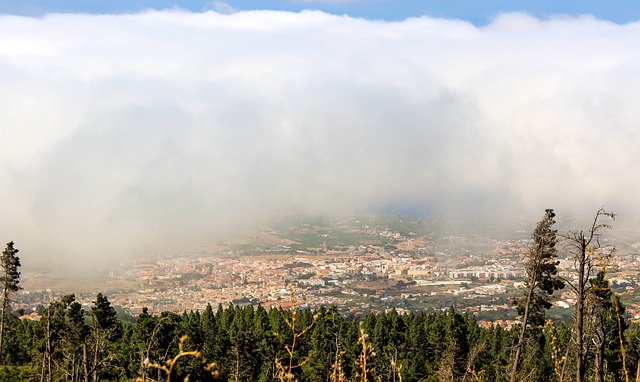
[1,10,639,270]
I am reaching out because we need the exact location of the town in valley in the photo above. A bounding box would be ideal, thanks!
[15,213,640,327]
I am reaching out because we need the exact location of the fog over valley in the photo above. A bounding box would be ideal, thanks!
[1,10,639,274]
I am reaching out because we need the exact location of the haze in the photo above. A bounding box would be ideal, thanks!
[1,10,639,272]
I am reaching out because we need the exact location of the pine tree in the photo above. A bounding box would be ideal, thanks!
[60,295,90,382]
[88,293,122,382]
[308,306,335,382]
[130,307,158,379]
[590,270,613,382]
[0,241,21,364]
[200,304,218,362]
[510,209,564,381]
[588,270,628,382]
[252,304,275,382]
[37,298,69,382]
[1,313,33,366]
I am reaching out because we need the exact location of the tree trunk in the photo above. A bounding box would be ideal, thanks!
[40,344,47,382]
[140,351,146,381]
[93,336,99,382]
[47,314,53,382]
[576,288,584,382]
[567,208,616,382]
[83,342,89,382]
[235,350,240,382]
[0,289,8,364]
[510,283,535,382]
[594,335,605,382]
[0,309,5,365]
[70,353,76,382]
[575,241,586,382]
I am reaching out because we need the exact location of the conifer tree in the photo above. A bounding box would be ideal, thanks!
[38,297,70,382]
[130,307,153,378]
[0,241,21,364]
[89,293,122,382]
[510,209,564,381]
[200,304,219,362]
[1,313,32,366]
[252,304,275,382]
[589,270,613,382]
[60,295,90,382]
[587,270,628,382]
[309,306,339,382]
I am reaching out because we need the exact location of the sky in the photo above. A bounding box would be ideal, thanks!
[1,2,639,272]
[2,0,640,25]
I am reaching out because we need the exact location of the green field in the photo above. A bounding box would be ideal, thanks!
[267,213,430,251]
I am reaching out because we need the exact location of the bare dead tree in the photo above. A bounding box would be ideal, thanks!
[561,207,615,382]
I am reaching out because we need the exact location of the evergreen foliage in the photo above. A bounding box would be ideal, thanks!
[510,209,564,381]
[0,297,636,382]
[0,241,21,364]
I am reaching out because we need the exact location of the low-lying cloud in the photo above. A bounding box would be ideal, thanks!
[1,10,639,271]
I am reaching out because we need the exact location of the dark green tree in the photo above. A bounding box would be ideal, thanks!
[382,309,406,382]
[610,296,628,382]
[174,310,218,382]
[36,298,69,382]
[307,306,337,382]
[1,314,33,367]
[129,307,157,379]
[510,209,564,381]
[401,312,428,381]
[214,304,235,380]
[59,295,90,382]
[151,311,182,380]
[588,270,628,382]
[624,322,640,382]
[0,241,21,364]
[88,293,123,382]
[229,329,256,382]
[200,304,219,362]
[252,304,276,382]
[475,324,511,381]
[430,307,472,382]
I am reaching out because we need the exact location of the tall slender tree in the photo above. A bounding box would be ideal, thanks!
[89,293,122,382]
[61,295,90,382]
[38,298,69,382]
[589,270,613,382]
[0,241,21,364]
[563,207,615,382]
[510,209,564,381]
